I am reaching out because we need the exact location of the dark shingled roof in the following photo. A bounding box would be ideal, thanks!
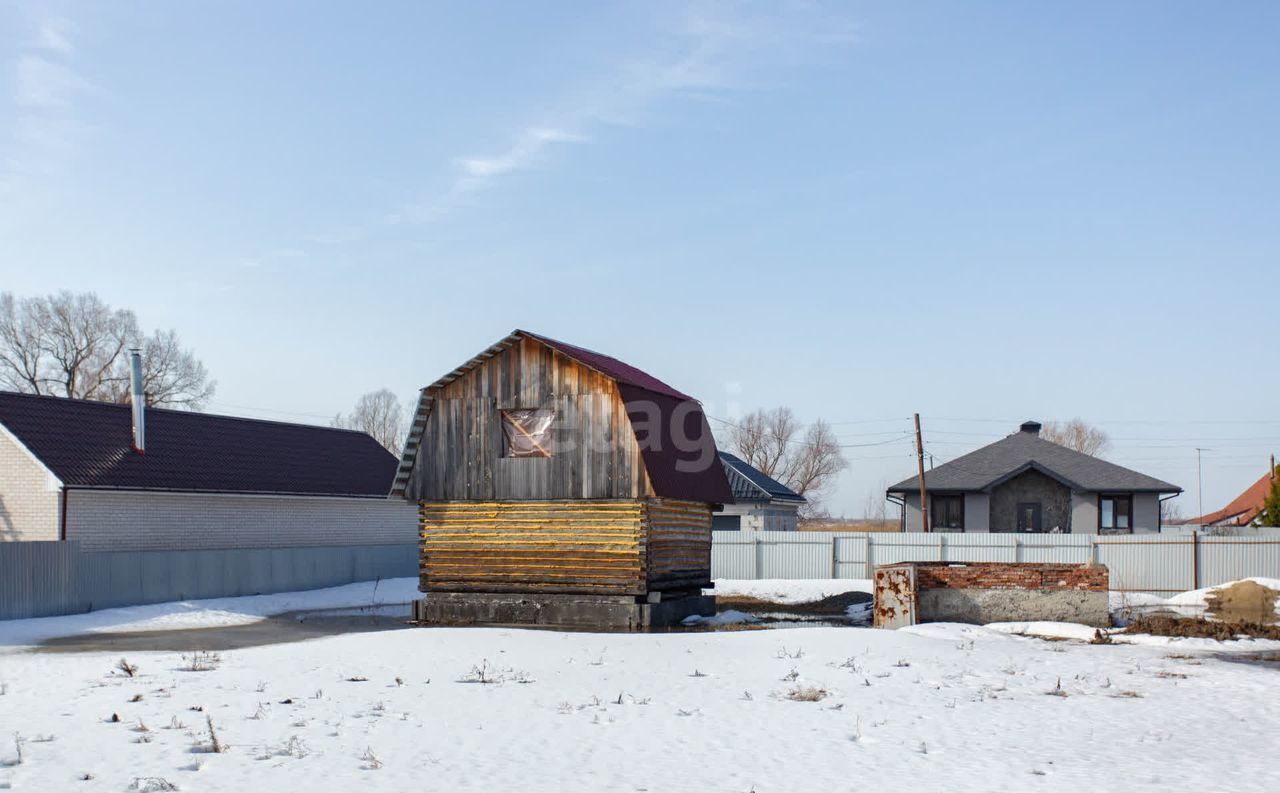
[719,452,806,504]
[0,391,398,497]
[888,425,1181,495]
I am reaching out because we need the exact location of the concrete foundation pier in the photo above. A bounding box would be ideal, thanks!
[413,592,716,630]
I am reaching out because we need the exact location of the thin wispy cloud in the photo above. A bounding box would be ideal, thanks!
[456,127,588,186]
[1,16,91,219]
[301,3,854,251]
[431,3,854,204]
[32,19,75,55]
[15,54,88,108]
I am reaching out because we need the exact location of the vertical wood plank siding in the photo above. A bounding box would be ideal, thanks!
[409,337,651,501]
[418,498,713,595]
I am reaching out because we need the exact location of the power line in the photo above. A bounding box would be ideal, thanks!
[706,414,914,450]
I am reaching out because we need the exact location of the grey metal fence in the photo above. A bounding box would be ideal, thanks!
[0,541,418,621]
[711,531,1280,595]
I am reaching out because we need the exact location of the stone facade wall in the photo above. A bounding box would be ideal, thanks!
[0,426,61,542]
[988,470,1073,532]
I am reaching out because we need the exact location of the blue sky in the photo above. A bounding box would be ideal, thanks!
[2,1,1278,517]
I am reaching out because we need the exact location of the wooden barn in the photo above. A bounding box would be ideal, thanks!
[391,330,733,628]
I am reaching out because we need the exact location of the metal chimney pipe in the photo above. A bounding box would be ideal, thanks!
[129,349,145,454]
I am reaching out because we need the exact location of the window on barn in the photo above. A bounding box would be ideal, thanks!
[500,409,554,458]
[931,494,965,532]
[1099,494,1132,534]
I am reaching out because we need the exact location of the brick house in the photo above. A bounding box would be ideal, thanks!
[0,391,416,552]
[887,421,1181,534]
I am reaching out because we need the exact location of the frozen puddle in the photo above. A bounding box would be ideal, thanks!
[33,605,414,653]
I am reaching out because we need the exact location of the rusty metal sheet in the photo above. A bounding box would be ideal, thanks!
[873,565,916,629]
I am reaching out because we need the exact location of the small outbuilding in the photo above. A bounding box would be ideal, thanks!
[715,451,806,531]
[392,330,734,628]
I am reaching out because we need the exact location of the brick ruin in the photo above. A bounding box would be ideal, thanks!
[874,561,1110,628]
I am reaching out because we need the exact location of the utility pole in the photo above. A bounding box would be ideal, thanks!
[915,413,929,533]
[1195,448,1205,524]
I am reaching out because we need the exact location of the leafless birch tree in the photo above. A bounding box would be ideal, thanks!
[332,389,405,454]
[725,406,847,517]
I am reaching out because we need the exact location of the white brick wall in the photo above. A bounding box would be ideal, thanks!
[65,490,418,552]
[0,426,61,541]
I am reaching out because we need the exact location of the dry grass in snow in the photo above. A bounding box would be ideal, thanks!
[0,622,1278,791]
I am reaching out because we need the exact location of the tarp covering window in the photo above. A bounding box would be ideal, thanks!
[500,409,554,458]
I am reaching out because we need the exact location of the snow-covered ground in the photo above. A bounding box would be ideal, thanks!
[2,581,1279,791]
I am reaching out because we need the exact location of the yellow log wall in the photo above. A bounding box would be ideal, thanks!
[420,500,647,595]
[419,498,714,596]
[644,498,713,591]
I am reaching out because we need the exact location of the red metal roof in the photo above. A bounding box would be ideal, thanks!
[518,330,692,400]
[0,391,398,497]
[1190,466,1278,526]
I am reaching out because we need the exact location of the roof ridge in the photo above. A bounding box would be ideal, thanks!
[0,390,370,436]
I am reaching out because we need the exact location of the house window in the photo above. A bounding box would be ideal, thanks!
[500,409,554,458]
[931,494,965,531]
[1099,494,1132,534]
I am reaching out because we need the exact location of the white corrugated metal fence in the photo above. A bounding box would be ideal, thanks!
[712,531,1280,595]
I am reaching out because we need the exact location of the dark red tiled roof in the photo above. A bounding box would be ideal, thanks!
[0,391,397,497]
[1191,467,1278,526]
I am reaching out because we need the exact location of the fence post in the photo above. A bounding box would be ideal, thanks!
[865,535,873,579]
[1192,532,1200,590]
[830,536,838,579]
[754,534,762,580]
[1015,536,1023,563]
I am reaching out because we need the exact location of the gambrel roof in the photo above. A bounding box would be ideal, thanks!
[392,330,733,504]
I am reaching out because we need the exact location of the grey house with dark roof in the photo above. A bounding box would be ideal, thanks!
[886,421,1181,534]
[716,452,807,531]
[0,391,416,551]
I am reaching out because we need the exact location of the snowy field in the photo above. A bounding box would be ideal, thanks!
[1,580,1278,792]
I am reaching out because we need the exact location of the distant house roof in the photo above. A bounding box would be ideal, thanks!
[887,422,1181,495]
[0,391,397,497]
[719,452,806,504]
[1190,467,1278,526]
[393,329,733,504]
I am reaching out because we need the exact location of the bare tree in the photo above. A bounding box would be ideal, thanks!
[725,407,848,517]
[1160,498,1184,525]
[333,389,404,454]
[1041,418,1110,457]
[103,330,215,409]
[0,291,215,409]
[862,478,889,521]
